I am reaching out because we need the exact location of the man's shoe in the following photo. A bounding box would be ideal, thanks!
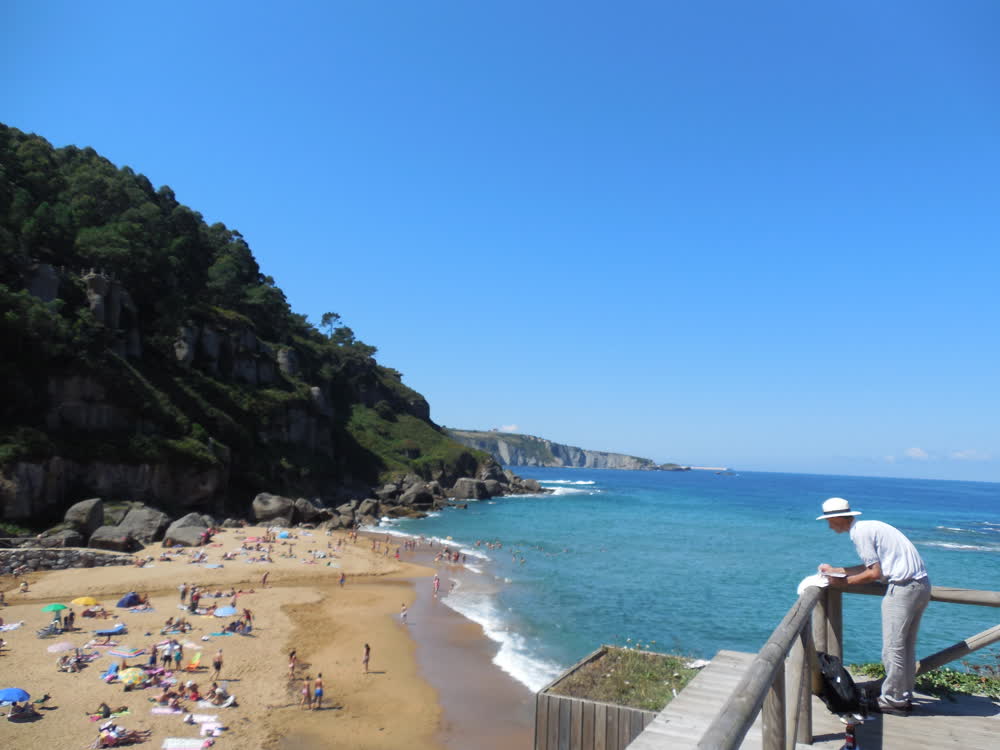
[876,699,912,716]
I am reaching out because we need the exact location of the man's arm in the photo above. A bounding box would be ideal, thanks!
[823,562,883,587]
[818,563,868,576]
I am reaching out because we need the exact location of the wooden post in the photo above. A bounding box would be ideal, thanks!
[785,630,804,750]
[826,589,843,661]
[763,661,786,750]
[812,594,828,655]
[798,627,814,745]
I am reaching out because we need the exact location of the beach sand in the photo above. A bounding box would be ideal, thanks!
[0,527,534,749]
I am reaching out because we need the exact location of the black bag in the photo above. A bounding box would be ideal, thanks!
[816,651,862,715]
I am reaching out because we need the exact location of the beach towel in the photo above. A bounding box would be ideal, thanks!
[197,698,234,709]
[189,714,218,723]
[200,724,224,737]
[202,564,223,569]
[152,707,184,715]
[208,632,234,637]
[130,606,155,613]
[96,623,127,636]
[0,622,24,632]
[161,739,209,750]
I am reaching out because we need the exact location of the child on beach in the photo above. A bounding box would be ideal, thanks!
[362,643,370,674]
[211,649,223,680]
[288,650,297,678]
[313,673,324,710]
[400,604,407,624]
[300,675,313,710]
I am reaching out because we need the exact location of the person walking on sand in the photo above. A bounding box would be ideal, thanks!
[179,582,187,603]
[815,497,931,715]
[261,571,269,587]
[211,649,223,681]
[288,650,297,678]
[300,675,313,710]
[312,673,324,710]
[400,603,407,624]
[433,574,440,597]
[339,571,346,587]
[362,643,370,674]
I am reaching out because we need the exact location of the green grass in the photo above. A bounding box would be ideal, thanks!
[851,654,1000,699]
[549,646,699,712]
[347,406,487,482]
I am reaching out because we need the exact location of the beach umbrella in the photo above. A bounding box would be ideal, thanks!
[46,641,75,654]
[119,668,145,686]
[71,596,100,606]
[213,606,238,617]
[41,603,68,612]
[278,531,290,539]
[0,688,30,704]
[107,646,145,659]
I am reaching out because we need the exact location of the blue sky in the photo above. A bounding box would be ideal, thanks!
[5,2,999,481]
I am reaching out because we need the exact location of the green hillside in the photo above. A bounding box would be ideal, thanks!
[0,124,487,525]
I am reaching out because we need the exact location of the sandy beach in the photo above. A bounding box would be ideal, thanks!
[0,527,534,750]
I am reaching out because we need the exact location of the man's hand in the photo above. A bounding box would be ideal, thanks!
[818,563,834,574]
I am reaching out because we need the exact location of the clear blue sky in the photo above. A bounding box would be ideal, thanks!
[5,2,999,482]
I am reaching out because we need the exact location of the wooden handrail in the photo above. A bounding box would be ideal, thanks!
[697,586,823,749]
[694,583,1000,750]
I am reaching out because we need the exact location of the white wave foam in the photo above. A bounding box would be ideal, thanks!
[549,486,595,496]
[935,526,966,532]
[441,591,564,692]
[541,480,597,485]
[922,541,998,552]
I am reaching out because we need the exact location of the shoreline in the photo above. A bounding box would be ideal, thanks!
[0,526,535,750]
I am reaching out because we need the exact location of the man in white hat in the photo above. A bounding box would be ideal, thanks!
[816,497,931,715]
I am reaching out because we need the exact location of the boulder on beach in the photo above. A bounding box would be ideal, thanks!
[64,498,104,535]
[117,506,171,544]
[89,525,138,552]
[163,512,210,547]
[253,492,295,522]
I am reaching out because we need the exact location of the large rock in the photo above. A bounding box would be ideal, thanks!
[357,499,379,517]
[294,497,321,523]
[163,526,209,547]
[375,484,399,502]
[64,498,104,535]
[398,485,434,509]
[451,478,489,500]
[483,480,503,497]
[169,512,209,530]
[163,513,209,547]
[45,528,84,547]
[253,493,295,522]
[118,506,171,544]
[89,525,138,552]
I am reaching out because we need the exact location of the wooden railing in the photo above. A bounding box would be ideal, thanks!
[697,583,1000,750]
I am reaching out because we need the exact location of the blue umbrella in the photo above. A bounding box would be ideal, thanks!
[0,687,30,704]
[213,605,239,617]
[278,531,290,539]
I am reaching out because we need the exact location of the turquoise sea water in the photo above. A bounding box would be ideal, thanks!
[378,468,1000,692]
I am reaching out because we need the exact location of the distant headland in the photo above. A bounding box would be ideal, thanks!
[446,429,726,472]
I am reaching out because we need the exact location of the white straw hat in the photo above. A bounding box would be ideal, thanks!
[816,497,862,520]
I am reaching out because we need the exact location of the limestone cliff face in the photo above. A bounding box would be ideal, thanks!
[447,430,664,471]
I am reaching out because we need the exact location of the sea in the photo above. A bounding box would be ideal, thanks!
[374,468,1000,693]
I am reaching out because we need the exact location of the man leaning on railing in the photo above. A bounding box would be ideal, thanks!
[815,497,931,716]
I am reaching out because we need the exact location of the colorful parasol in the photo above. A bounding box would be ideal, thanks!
[71,596,100,606]
[107,646,145,659]
[119,667,146,686]
[41,603,68,612]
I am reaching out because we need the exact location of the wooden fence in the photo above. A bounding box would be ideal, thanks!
[535,646,658,750]
[696,583,1000,750]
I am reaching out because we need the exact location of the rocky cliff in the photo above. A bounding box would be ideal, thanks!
[447,430,685,471]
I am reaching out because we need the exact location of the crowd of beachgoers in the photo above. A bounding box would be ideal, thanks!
[0,524,465,750]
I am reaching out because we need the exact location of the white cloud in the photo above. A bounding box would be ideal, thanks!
[904,447,929,460]
[497,424,519,433]
[949,449,992,461]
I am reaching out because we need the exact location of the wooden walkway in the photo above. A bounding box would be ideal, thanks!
[627,651,1000,750]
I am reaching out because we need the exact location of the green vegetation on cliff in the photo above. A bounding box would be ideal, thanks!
[0,124,482,516]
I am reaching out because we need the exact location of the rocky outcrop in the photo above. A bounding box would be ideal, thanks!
[118,506,171,544]
[89,525,139,552]
[448,430,669,470]
[82,271,141,359]
[252,493,295,524]
[163,513,210,547]
[64,498,105,536]
[0,458,228,522]
[451,478,489,500]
